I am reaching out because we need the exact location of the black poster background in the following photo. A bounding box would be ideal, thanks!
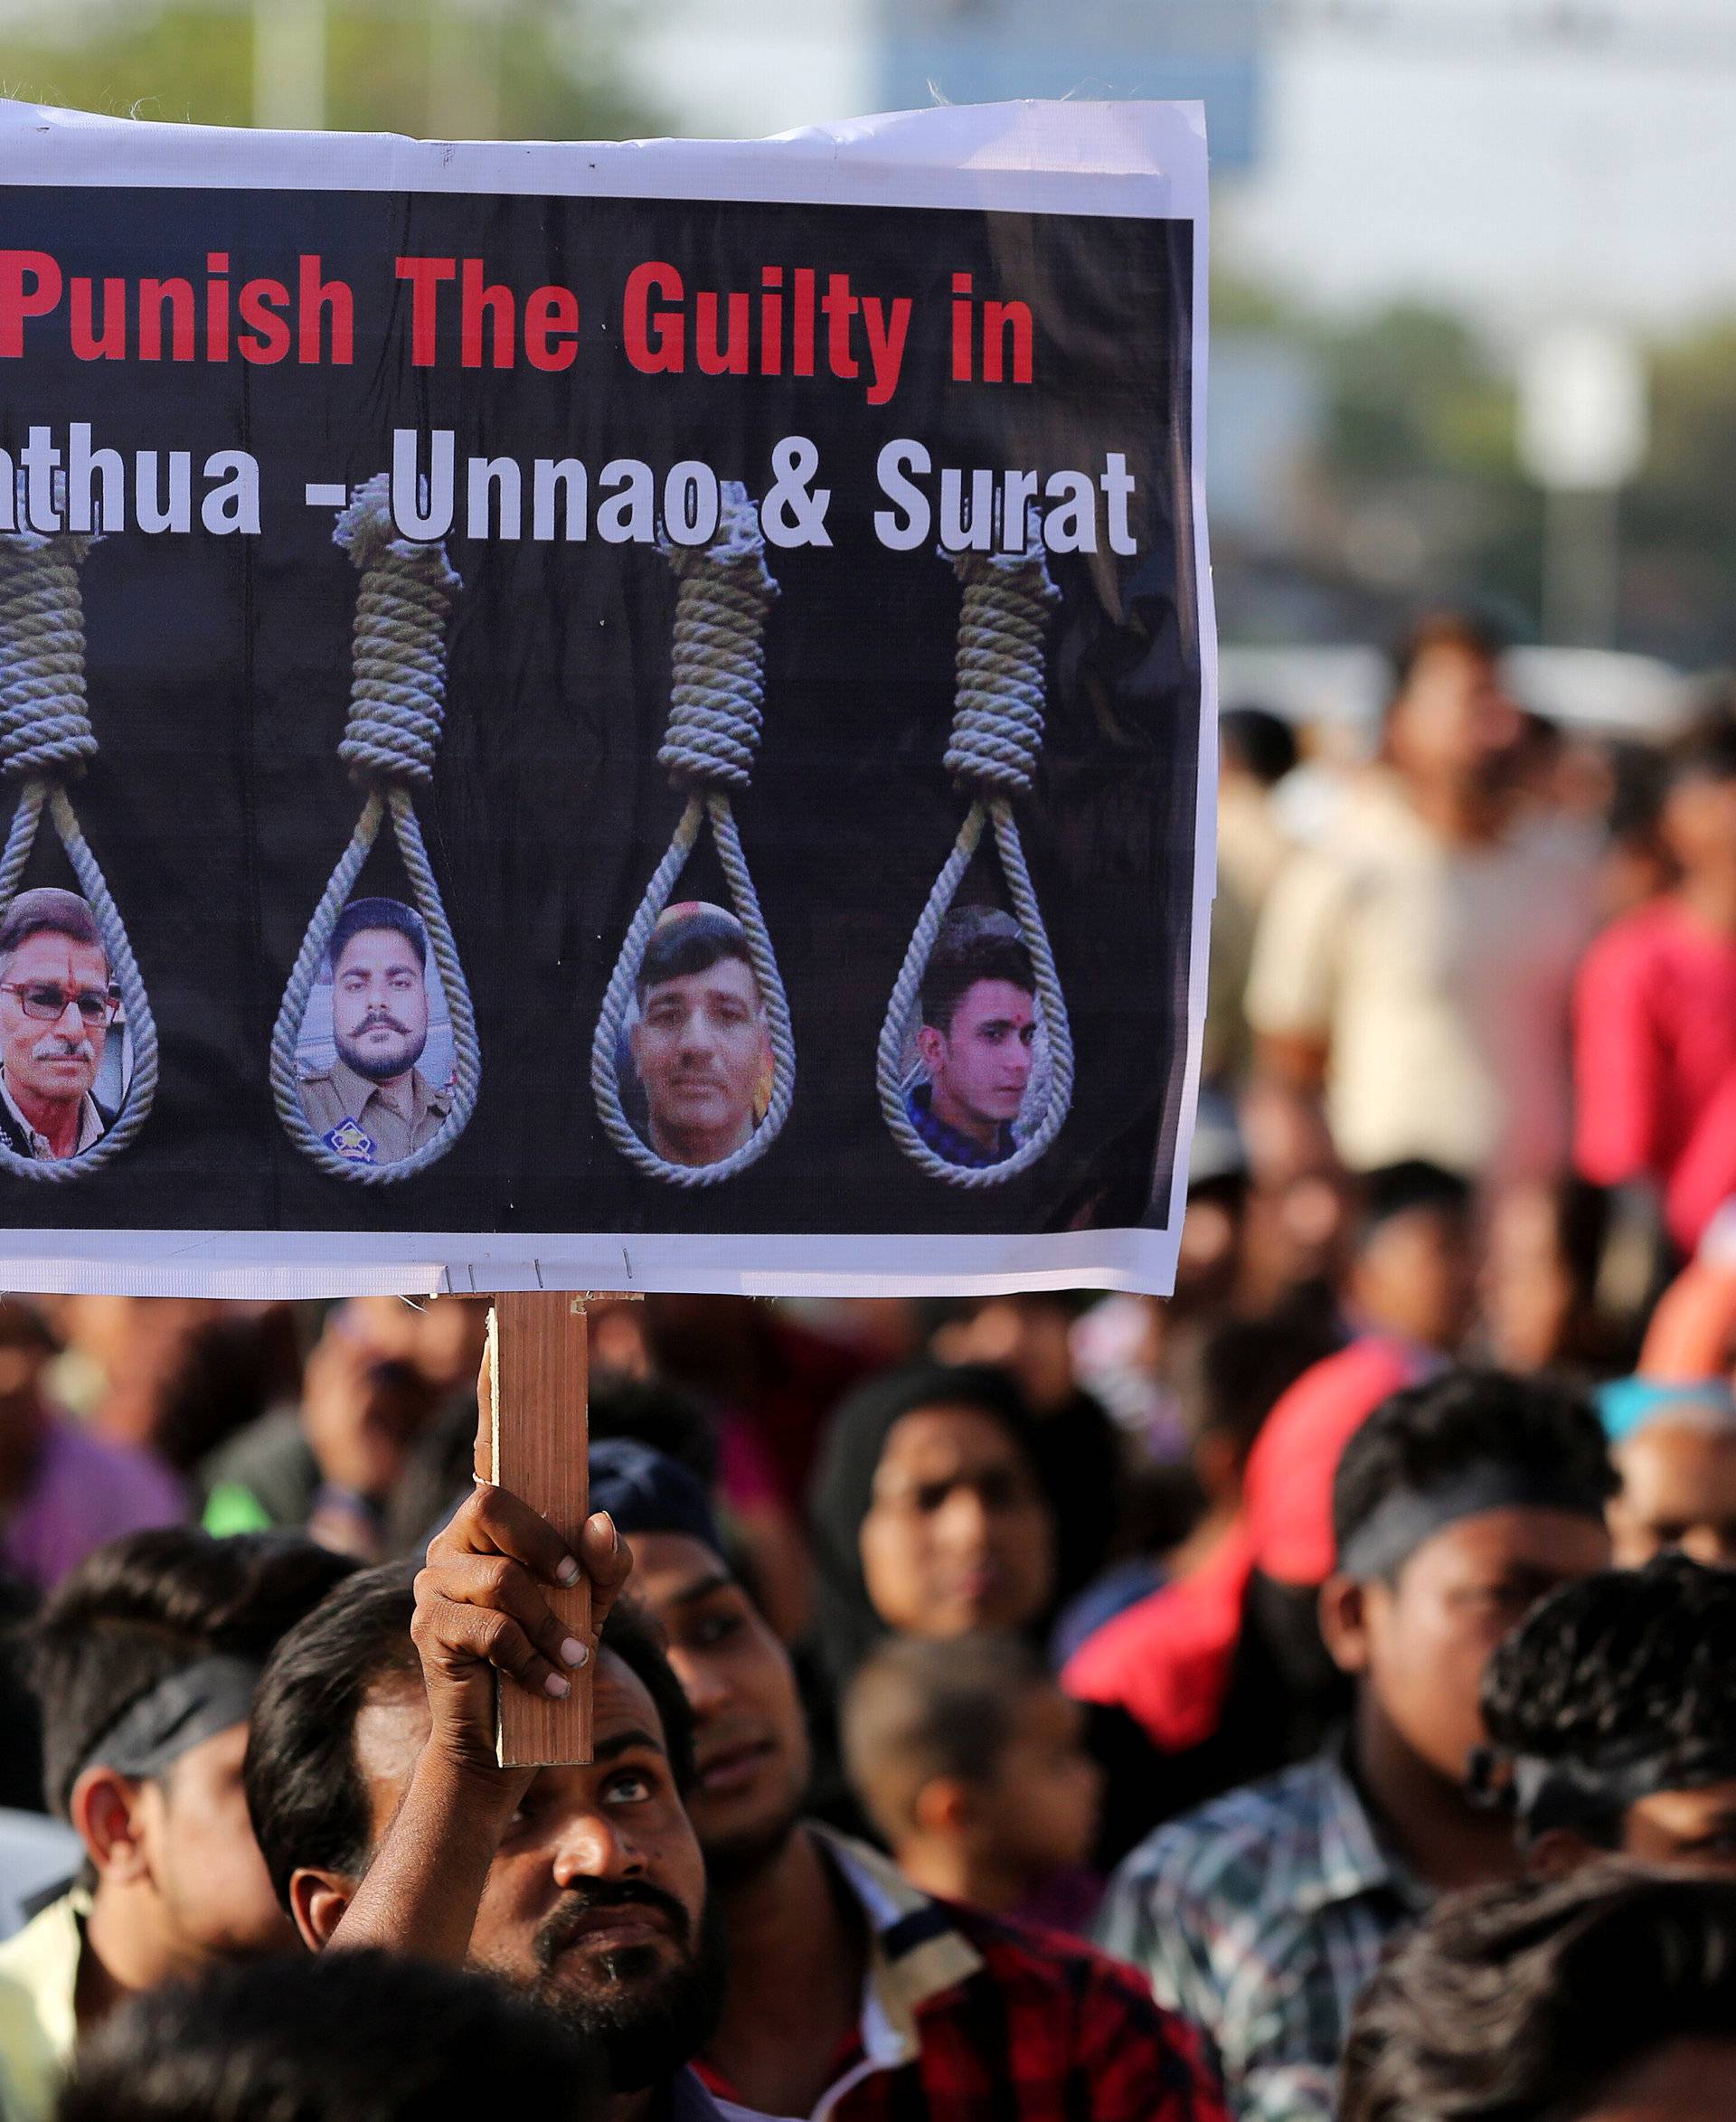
[0,184,1200,1242]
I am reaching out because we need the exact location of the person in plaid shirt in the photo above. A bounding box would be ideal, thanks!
[1096,1372,1616,2122]
[590,1438,1226,2122]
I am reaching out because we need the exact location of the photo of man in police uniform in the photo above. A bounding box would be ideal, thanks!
[297,897,452,1167]
[0,888,118,1163]
[628,901,772,1168]
[905,906,1038,1168]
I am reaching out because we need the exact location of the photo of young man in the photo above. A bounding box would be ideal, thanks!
[905,906,1038,1169]
[628,902,772,1169]
[0,888,119,1164]
[297,898,452,1168]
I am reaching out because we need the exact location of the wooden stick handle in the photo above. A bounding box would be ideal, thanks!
[486,1292,592,1767]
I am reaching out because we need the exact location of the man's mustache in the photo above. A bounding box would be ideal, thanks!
[32,1034,93,1064]
[354,1009,411,1037]
[533,1879,693,1970]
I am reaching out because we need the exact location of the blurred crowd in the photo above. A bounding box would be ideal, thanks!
[2,607,1736,2115]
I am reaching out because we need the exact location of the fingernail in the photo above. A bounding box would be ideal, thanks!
[561,1638,589,1668]
[545,1673,572,1699]
[556,1556,580,1586]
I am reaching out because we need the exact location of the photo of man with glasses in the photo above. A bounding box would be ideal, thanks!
[297,896,451,1167]
[0,888,118,1163]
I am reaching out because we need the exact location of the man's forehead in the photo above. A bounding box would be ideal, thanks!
[958,977,1033,1022]
[9,929,106,977]
[592,1650,668,1752]
[337,929,420,975]
[646,958,759,1006]
[627,1530,735,1608]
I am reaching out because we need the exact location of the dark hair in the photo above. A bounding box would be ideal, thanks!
[327,896,427,976]
[1388,607,1510,701]
[1481,1553,1736,1847]
[1184,1313,1344,1467]
[1354,1160,1472,1250]
[1341,1863,1736,2121]
[636,907,755,1004]
[28,1529,355,1819]
[57,1948,607,2122]
[1331,1369,1616,1569]
[841,1634,1048,1844]
[0,886,103,968]
[1219,705,1297,787]
[918,907,1034,1034]
[246,1568,695,1910]
[590,1374,720,1490]
[1665,709,1736,791]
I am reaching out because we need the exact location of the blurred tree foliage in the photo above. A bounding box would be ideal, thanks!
[0,1,657,139]
[1212,259,1736,665]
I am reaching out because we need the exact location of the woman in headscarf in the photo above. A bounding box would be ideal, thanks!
[807,1360,1162,1863]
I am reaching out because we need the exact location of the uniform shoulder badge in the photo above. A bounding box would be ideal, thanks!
[323,1117,376,1164]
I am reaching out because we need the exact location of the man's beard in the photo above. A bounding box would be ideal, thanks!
[515,1879,728,2093]
[335,1012,428,1083]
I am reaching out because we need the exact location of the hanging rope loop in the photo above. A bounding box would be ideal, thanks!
[657,489,777,792]
[944,539,1059,797]
[591,483,795,1188]
[0,510,159,1181]
[334,474,458,787]
[270,476,480,1185]
[0,524,99,782]
[876,513,1073,1189]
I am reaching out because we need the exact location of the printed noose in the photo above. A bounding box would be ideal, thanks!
[876,521,1074,1185]
[269,475,480,1182]
[0,508,158,1178]
[591,482,795,1186]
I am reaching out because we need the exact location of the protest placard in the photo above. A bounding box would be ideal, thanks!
[0,96,1214,1298]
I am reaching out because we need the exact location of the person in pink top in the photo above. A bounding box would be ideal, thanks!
[1575,713,1736,1246]
[0,1301,184,1593]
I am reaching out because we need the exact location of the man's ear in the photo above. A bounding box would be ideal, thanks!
[69,1766,149,1885]
[1524,1826,1600,1882]
[1317,1573,1373,1676]
[290,1868,357,1953]
[914,1025,946,1076]
[910,1777,974,1841]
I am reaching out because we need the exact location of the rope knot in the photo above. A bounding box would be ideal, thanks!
[334,473,461,788]
[659,482,779,793]
[0,522,98,784]
[944,522,1058,800]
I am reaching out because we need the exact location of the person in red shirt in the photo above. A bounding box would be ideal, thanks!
[1575,714,1736,1248]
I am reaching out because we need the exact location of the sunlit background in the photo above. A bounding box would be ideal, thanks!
[4,0,1735,725]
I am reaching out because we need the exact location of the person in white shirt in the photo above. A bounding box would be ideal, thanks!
[1247,611,1594,1189]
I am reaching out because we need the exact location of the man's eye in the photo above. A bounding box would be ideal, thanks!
[691,1609,743,1649]
[606,1771,654,1804]
[1021,1026,1036,1046]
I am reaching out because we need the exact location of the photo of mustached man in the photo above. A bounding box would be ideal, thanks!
[0,888,120,1162]
[627,901,773,1170]
[297,897,453,1167]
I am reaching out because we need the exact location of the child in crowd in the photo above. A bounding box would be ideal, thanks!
[842,1636,1104,1935]
[1475,1551,1736,1874]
